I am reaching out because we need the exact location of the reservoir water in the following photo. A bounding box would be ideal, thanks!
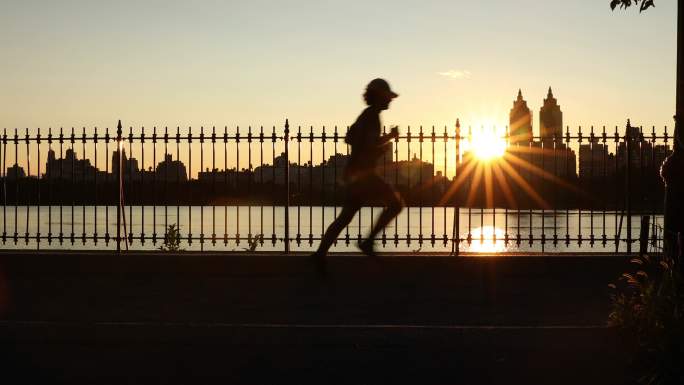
[0,206,659,253]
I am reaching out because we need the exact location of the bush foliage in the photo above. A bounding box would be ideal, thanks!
[159,223,184,252]
[609,254,683,384]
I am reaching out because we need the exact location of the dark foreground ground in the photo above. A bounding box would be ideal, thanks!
[0,251,637,384]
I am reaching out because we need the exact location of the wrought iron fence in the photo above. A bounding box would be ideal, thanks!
[0,119,674,254]
[646,223,665,256]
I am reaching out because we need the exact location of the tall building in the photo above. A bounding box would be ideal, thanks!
[6,163,26,180]
[45,148,103,180]
[111,149,141,181]
[155,154,188,182]
[540,87,563,146]
[509,89,533,144]
[579,141,614,179]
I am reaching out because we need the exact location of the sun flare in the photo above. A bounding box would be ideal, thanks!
[468,126,507,161]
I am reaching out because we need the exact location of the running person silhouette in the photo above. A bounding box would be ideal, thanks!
[311,78,405,269]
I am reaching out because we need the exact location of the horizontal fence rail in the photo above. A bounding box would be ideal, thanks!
[0,120,674,254]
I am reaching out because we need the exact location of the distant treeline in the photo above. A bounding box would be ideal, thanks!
[0,171,666,211]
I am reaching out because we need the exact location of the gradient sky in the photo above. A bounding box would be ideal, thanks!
[0,0,677,133]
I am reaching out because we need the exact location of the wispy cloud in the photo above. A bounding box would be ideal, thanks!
[438,69,472,79]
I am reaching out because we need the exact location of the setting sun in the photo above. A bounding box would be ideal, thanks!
[467,126,507,161]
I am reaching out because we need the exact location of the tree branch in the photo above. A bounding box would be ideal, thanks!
[610,0,655,12]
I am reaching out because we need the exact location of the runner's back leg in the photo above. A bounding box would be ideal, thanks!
[314,204,360,256]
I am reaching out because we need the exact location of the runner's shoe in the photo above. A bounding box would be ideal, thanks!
[358,239,378,258]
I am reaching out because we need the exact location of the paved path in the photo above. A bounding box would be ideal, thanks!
[0,252,637,384]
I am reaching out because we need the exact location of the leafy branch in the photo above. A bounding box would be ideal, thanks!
[610,0,655,12]
[244,234,264,252]
[159,223,184,252]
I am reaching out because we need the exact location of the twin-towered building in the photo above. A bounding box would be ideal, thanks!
[509,89,534,144]
[507,88,577,178]
[510,87,565,146]
[510,88,670,182]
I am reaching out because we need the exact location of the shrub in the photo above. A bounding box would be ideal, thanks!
[609,254,684,384]
[244,234,264,252]
[159,224,184,252]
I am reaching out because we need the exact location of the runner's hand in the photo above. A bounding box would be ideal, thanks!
[390,126,399,138]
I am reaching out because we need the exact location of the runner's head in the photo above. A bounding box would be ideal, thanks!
[363,78,398,110]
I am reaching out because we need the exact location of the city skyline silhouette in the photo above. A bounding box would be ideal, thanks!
[0,89,671,211]
[0,88,675,180]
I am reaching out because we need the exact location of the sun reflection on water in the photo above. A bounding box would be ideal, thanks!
[462,226,508,253]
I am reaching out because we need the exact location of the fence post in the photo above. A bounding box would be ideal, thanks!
[284,119,290,254]
[639,215,650,256]
[452,119,461,256]
[116,120,122,254]
[626,119,632,254]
